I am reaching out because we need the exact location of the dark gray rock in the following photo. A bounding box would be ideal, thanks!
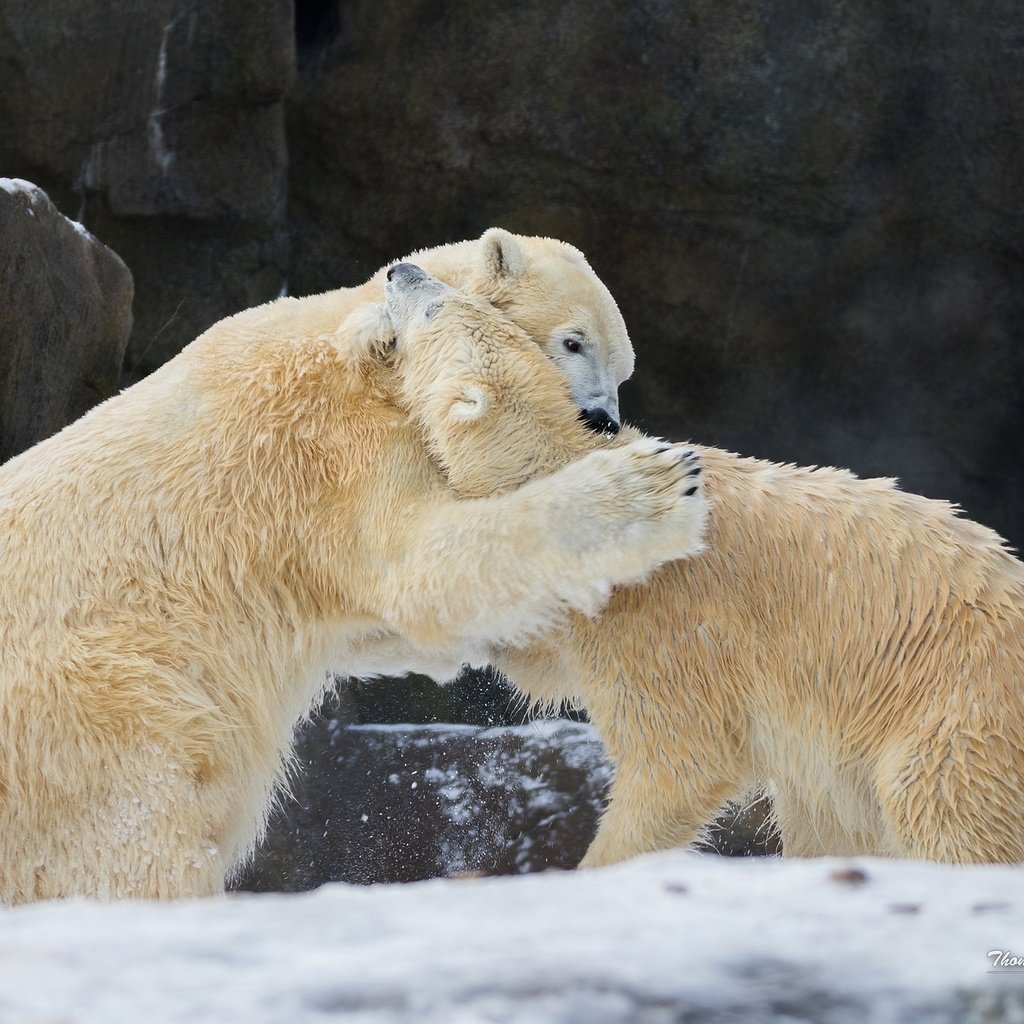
[287,0,1024,548]
[0,0,292,380]
[235,720,612,891]
[234,719,777,893]
[0,179,132,461]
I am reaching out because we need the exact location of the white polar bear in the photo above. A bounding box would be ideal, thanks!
[387,266,1024,868]
[0,240,703,903]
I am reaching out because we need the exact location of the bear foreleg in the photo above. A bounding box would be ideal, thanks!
[378,441,707,655]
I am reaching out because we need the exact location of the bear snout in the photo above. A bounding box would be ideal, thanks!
[580,407,621,435]
[387,262,429,285]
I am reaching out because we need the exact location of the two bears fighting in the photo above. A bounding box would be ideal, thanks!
[0,229,1021,902]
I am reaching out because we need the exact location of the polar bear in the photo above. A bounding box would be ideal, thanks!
[0,254,704,903]
[386,265,1024,866]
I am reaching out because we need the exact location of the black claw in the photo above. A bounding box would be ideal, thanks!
[687,467,702,476]
[654,444,671,454]
[684,485,698,496]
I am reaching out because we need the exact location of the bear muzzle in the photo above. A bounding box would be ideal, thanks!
[579,407,620,435]
[387,262,430,286]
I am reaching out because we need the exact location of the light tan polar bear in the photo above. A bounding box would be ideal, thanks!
[385,264,1024,866]
[0,240,706,904]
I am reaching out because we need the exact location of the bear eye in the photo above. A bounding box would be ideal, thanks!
[563,336,583,354]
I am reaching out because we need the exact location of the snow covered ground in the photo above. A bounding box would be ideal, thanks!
[0,851,1021,1023]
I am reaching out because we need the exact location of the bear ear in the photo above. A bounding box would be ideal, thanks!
[332,303,395,368]
[479,227,526,283]
[448,384,492,423]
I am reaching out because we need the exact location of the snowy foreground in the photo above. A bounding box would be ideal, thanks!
[1,853,1022,1023]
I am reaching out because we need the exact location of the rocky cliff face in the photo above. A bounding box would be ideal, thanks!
[3,1,1020,543]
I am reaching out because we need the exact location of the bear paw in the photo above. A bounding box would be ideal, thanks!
[551,438,708,581]
[616,439,707,557]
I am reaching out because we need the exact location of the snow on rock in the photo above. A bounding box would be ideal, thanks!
[0,177,45,199]
[236,720,774,892]
[0,177,96,239]
[1,852,1022,1023]
[69,216,99,241]
[238,720,612,889]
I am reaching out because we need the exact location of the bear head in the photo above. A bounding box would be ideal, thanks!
[383,262,611,498]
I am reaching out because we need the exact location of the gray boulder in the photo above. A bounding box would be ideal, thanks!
[235,719,776,893]
[0,179,132,461]
[236,720,613,891]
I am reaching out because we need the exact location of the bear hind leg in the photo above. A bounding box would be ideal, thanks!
[876,731,1024,864]
[579,764,745,869]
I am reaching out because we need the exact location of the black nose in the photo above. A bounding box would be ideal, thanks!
[386,262,427,284]
[580,407,620,435]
